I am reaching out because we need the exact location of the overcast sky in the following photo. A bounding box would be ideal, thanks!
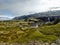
[0,0,60,18]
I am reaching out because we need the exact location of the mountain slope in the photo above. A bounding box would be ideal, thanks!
[13,10,60,20]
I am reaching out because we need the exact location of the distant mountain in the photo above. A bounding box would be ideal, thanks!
[0,17,11,21]
[13,10,60,20]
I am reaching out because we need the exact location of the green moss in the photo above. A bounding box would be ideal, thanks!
[0,21,60,43]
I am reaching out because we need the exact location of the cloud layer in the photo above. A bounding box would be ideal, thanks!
[0,0,60,16]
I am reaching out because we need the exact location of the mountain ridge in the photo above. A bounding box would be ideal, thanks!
[13,10,60,20]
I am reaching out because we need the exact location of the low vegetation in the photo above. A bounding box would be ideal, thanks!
[0,20,60,44]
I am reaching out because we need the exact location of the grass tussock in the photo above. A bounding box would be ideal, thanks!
[0,21,60,43]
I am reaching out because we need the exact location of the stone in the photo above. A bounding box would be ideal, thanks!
[56,38,60,44]
[51,43,57,45]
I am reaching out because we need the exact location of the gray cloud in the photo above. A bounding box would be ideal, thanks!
[0,0,60,16]
[0,0,43,16]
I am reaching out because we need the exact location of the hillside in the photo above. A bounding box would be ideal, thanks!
[13,10,60,20]
[0,20,60,45]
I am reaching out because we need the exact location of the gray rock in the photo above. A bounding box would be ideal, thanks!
[43,42,50,45]
[56,38,60,44]
[51,43,58,45]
